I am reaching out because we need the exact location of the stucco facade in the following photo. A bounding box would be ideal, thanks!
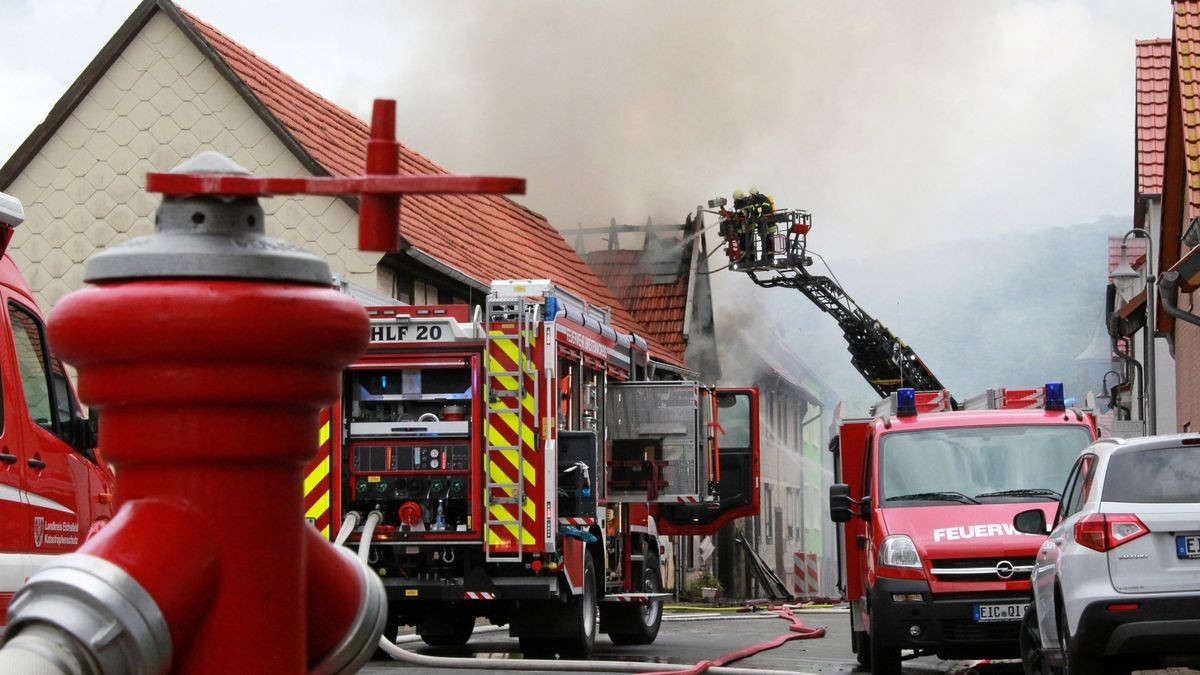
[3,12,383,312]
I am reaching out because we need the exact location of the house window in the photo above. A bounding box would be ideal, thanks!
[780,399,788,441]
[392,273,414,304]
[390,265,470,306]
[438,288,466,304]
[763,482,774,543]
[413,280,438,305]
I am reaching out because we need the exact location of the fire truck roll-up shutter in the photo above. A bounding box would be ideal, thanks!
[484,298,543,561]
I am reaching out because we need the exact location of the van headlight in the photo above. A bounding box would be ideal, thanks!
[879,535,922,568]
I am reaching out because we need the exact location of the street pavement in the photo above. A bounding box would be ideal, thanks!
[360,607,1193,675]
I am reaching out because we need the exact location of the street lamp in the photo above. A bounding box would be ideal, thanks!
[1108,229,1155,434]
[1099,369,1123,413]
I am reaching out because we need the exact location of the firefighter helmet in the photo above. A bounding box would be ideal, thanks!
[732,190,746,201]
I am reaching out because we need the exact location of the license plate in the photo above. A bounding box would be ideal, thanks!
[973,602,1028,622]
[1175,535,1200,559]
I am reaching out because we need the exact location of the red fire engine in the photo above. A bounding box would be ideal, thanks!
[829,385,1097,673]
[305,279,760,657]
[0,192,113,628]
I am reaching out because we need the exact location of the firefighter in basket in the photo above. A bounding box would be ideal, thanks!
[748,188,776,262]
[730,189,755,264]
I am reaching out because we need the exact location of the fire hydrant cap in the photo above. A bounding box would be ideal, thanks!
[84,151,334,285]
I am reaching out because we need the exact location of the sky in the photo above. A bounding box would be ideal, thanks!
[0,0,1173,262]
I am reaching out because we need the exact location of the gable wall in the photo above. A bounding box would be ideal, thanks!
[3,11,383,310]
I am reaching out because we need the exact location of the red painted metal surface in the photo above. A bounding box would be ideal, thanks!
[37,98,527,670]
[144,98,525,254]
[48,279,370,672]
[78,500,219,650]
[304,527,365,663]
[144,172,525,200]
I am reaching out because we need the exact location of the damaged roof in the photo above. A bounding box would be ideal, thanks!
[586,247,690,361]
[0,0,681,366]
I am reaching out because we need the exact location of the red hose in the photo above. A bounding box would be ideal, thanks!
[641,606,826,675]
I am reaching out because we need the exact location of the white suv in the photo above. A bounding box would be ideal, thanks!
[1013,434,1200,674]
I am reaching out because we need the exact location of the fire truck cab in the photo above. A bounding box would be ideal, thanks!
[828,384,1096,674]
[0,192,113,627]
[313,279,759,657]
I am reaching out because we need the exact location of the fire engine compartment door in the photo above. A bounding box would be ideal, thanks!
[656,388,759,536]
[605,381,704,503]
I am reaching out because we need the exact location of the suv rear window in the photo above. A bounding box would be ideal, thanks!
[1103,446,1200,503]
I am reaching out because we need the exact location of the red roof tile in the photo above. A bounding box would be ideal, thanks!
[177,8,682,366]
[1173,2,1200,219]
[1137,39,1171,195]
[585,248,690,361]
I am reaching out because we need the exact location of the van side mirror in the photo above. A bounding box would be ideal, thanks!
[829,484,872,523]
[67,413,98,453]
[829,484,852,522]
[1012,508,1048,535]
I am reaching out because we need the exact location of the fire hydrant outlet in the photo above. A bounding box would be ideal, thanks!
[307,546,388,675]
[6,553,172,675]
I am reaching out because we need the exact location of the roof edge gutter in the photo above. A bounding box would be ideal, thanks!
[648,358,699,381]
[404,248,489,293]
[1159,271,1200,328]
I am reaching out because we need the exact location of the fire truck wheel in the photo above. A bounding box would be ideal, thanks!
[418,612,475,647]
[868,604,901,674]
[558,553,598,658]
[853,630,870,667]
[603,552,663,645]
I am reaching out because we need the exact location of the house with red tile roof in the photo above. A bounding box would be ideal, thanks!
[581,212,838,599]
[1107,36,1178,436]
[1147,2,1200,432]
[0,0,682,369]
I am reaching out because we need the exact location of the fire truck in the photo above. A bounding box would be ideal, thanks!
[0,192,113,627]
[304,279,760,657]
[828,385,1097,673]
[705,196,1100,671]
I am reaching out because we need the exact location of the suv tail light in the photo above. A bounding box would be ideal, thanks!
[1074,514,1149,552]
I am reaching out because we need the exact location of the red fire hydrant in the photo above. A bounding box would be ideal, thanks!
[0,100,522,674]
[3,152,384,674]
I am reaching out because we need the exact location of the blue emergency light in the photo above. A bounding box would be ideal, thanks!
[544,296,559,320]
[896,388,917,417]
[1044,382,1065,411]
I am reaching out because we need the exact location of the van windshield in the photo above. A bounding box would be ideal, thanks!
[879,425,1092,505]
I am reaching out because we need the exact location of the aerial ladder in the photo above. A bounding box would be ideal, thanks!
[707,193,948,400]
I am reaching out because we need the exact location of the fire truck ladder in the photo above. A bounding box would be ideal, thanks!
[483,296,539,562]
[746,264,947,399]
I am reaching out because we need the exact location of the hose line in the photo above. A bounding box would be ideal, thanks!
[333,514,824,674]
[332,511,360,548]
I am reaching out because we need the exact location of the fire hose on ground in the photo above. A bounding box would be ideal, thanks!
[343,512,827,674]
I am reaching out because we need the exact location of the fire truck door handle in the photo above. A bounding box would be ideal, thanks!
[27,457,46,470]
[856,534,867,550]
[0,451,15,464]
[392,426,427,433]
